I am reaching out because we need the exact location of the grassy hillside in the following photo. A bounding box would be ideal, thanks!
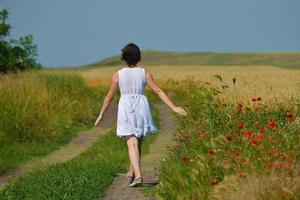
[86,50,300,69]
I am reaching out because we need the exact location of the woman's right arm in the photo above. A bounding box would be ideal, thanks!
[94,72,119,127]
[145,69,187,116]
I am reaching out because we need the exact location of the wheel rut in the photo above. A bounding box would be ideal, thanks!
[100,103,177,200]
[0,102,118,190]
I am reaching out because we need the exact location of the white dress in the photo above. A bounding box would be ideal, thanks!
[116,66,158,138]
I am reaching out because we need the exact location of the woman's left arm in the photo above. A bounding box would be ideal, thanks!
[94,72,119,127]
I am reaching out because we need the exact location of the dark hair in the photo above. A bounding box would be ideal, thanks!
[121,43,141,65]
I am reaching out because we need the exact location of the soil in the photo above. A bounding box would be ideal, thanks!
[100,103,178,200]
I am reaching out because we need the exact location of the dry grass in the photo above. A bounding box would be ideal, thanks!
[0,71,99,142]
[74,65,300,101]
[210,163,300,200]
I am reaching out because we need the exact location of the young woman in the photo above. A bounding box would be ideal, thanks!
[94,43,187,187]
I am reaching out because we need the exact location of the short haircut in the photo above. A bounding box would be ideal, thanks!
[121,43,141,65]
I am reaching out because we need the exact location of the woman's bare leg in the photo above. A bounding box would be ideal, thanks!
[138,137,142,163]
[127,137,142,177]
[126,135,142,178]
[126,163,134,177]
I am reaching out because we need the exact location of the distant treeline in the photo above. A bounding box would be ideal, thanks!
[0,9,41,73]
[87,50,300,69]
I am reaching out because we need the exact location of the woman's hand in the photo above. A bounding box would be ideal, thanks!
[173,106,187,116]
[94,115,103,128]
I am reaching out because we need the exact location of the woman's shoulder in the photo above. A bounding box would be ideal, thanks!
[139,66,149,72]
[116,66,126,74]
[138,66,150,78]
[112,71,118,79]
[141,67,153,76]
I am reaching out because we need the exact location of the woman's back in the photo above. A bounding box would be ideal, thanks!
[118,66,146,95]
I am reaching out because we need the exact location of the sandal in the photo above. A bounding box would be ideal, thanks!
[129,177,143,187]
[127,176,134,185]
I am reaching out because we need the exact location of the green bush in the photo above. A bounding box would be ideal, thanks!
[0,9,41,73]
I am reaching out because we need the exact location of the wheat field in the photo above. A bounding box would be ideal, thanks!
[74,65,300,101]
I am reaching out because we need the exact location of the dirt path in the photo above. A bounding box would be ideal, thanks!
[100,103,178,200]
[0,102,118,190]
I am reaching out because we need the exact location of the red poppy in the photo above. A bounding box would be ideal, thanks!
[257,133,264,141]
[243,158,250,165]
[285,114,294,119]
[273,149,281,157]
[226,134,232,141]
[237,132,242,139]
[236,103,243,111]
[183,134,189,140]
[237,123,244,129]
[251,138,258,146]
[285,161,291,170]
[254,121,261,126]
[245,130,253,139]
[268,137,273,142]
[199,131,207,139]
[266,151,272,157]
[252,97,261,102]
[207,150,215,157]
[266,162,275,169]
[282,153,291,163]
[223,159,229,164]
[239,171,245,178]
[259,127,265,133]
[275,162,283,170]
[210,178,219,185]
[273,139,280,145]
[181,156,189,164]
[268,121,276,128]
[233,151,240,158]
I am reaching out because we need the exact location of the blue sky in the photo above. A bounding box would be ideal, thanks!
[1,0,299,67]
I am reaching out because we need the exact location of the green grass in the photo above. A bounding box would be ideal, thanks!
[156,79,300,199]
[0,71,108,173]
[84,50,300,69]
[0,102,160,199]
[0,128,123,200]
[0,124,89,174]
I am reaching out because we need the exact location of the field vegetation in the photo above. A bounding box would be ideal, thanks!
[156,78,300,199]
[0,71,107,173]
[75,65,300,101]
[70,61,300,199]
[1,50,299,199]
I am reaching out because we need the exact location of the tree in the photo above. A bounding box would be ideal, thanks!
[0,9,41,73]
